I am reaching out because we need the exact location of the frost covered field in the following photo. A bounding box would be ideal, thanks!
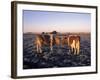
[23,33,91,69]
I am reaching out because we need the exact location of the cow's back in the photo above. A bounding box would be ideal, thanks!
[68,36,75,45]
[68,35,80,45]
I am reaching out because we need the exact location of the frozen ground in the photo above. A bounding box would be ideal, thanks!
[23,33,91,69]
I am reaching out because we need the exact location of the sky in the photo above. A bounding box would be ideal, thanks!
[23,10,91,33]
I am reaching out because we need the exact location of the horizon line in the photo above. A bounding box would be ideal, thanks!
[23,31,91,34]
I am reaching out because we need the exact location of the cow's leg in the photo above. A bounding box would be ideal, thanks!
[76,41,80,55]
[68,45,72,54]
[50,40,53,52]
[50,45,53,51]
[50,38,53,51]
[70,45,73,54]
[73,40,76,55]
[72,47,76,55]
[37,43,42,53]
[70,40,76,55]
[36,39,42,53]
[50,34,53,52]
[39,47,42,53]
[36,38,39,53]
[39,43,42,53]
[77,46,80,55]
[74,48,77,55]
[71,47,73,53]
[36,44,39,53]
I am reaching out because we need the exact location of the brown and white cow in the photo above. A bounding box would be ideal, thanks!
[34,34,61,53]
[65,35,80,55]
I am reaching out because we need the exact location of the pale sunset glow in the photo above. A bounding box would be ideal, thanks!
[23,10,91,33]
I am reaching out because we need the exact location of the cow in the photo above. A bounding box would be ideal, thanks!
[63,35,80,55]
[34,33,61,53]
[34,33,80,55]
